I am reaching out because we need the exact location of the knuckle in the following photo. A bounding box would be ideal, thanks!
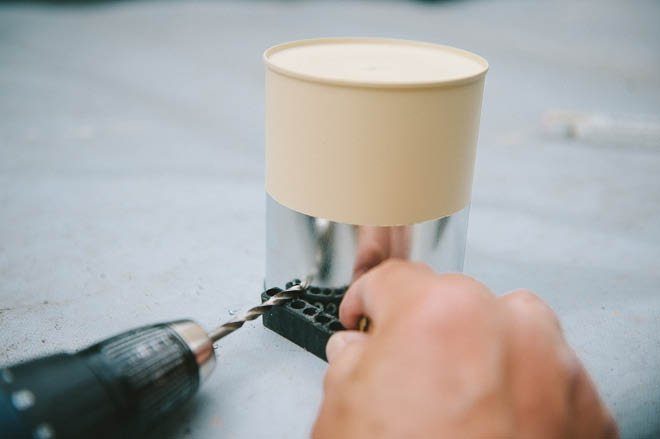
[438,272,476,284]
[435,274,492,304]
[436,273,493,298]
[409,286,491,333]
[379,258,406,270]
[378,258,429,275]
[506,288,543,305]
[504,289,560,327]
[410,260,433,272]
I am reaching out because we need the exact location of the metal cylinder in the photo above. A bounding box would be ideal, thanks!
[263,38,488,290]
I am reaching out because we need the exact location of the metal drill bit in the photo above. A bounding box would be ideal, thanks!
[208,284,306,342]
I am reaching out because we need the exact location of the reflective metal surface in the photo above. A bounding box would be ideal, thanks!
[169,320,216,383]
[266,195,470,290]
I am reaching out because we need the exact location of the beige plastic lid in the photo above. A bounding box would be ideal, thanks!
[264,38,488,226]
[264,37,488,88]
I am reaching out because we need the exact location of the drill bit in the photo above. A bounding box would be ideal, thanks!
[209,283,306,342]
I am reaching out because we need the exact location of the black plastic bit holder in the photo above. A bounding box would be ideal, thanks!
[261,280,347,361]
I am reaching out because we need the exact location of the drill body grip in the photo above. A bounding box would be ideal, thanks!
[0,321,203,438]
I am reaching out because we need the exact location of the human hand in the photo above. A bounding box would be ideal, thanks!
[313,260,617,438]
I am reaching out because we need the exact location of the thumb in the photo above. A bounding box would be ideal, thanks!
[326,330,369,364]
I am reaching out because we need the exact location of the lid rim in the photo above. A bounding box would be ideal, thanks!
[263,37,489,89]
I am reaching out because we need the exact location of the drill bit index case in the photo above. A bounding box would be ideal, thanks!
[262,280,346,361]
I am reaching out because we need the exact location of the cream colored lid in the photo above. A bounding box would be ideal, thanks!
[264,37,488,88]
[265,38,487,225]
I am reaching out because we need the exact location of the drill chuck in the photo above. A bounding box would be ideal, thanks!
[0,320,215,438]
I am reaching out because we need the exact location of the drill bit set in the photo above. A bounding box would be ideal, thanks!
[207,279,348,361]
[261,280,348,361]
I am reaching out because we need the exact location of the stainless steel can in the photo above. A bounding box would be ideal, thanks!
[264,38,488,290]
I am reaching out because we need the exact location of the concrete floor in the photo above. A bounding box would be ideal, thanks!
[1,0,659,437]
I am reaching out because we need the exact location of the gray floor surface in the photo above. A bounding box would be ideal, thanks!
[1,0,659,437]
